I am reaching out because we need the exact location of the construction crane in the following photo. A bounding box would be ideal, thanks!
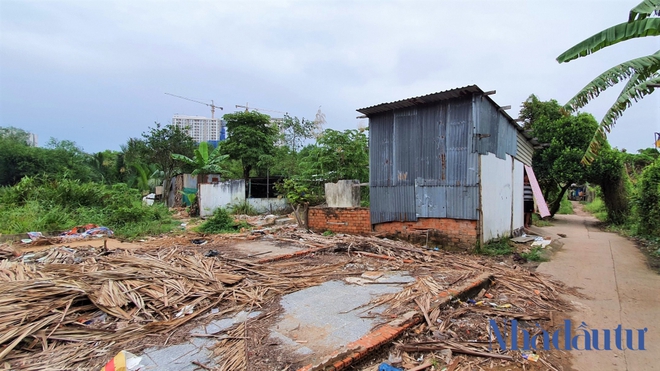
[235,103,287,116]
[165,93,223,118]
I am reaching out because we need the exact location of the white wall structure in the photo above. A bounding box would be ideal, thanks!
[325,180,360,207]
[173,115,223,143]
[512,160,525,231]
[247,198,289,214]
[480,153,515,243]
[199,180,245,217]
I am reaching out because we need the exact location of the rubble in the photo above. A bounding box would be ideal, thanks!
[0,229,581,371]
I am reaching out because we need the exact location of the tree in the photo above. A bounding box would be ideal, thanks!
[220,111,278,181]
[0,126,30,144]
[520,95,598,216]
[557,0,660,165]
[124,123,195,201]
[172,142,229,177]
[278,114,318,152]
[299,128,369,184]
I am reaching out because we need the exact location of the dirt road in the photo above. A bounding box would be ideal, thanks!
[537,203,660,370]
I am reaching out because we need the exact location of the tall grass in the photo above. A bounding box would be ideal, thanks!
[583,197,607,221]
[557,194,574,214]
[0,177,177,239]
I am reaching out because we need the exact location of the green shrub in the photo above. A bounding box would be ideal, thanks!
[0,176,176,239]
[583,196,607,221]
[532,214,552,227]
[520,247,548,262]
[228,200,258,216]
[198,208,248,234]
[636,158,660,237]
[557,194,574,214]
[477,238,513,256]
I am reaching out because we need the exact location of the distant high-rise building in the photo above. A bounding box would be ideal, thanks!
[27,133,38,147]
[172,115,225,146]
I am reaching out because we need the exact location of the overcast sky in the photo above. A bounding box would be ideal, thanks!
[1,0,658,153]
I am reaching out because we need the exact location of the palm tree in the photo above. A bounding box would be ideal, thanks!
[557,0,660,165]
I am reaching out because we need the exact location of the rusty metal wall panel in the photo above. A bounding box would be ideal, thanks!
[369,113,394,187]
[446,185,479,220]
[370,186,417,224]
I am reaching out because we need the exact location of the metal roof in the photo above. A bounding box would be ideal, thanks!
[357,85,483,116]
[357,84,535,142]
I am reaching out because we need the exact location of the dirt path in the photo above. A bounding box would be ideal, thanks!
[536,204,660,370]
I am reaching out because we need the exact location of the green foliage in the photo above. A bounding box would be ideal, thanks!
[197,208,247,233]
[322,230,334,236]
[278,114,319,152]
[558,194,574,215]
[0,126,30,143]
[521,96,598,216]
[556,2,660,164]
[221,111,278,180]
[532,214,553,227]
[172,141,229,176]
[228,200,258,216]
[477,238,513,256]
[636,157,660,236]
[520,247,548,262]
[276,178,322,206]
[124,123,195,198]
[0,134,101,186]
[0,177,176,239]
[299,129,369,184]
[583,196,608,221]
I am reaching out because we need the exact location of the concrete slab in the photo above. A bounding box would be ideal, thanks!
[137,310,261,370]
[230,240,303,259]
[269,271,414,364]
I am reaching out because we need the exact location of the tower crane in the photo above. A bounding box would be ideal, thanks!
[235,103,287,116]
[165,93,223,119]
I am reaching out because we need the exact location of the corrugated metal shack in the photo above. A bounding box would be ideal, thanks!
[357,85,535,249]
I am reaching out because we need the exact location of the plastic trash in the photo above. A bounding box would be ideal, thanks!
[378,364,403,371]
[101,350,142,371]
[522,352,539,362]
[175,304,195,318]
[204,250,219,257]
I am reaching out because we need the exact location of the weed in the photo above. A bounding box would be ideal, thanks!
[532,214,552,227]
[322,230,334,236]
[0,177,176,239]
[477,238,513,256]
[557,195,574,214]
[583,197,607,221]
[228,200,258,216]
[520,247,548,262]
[197,208,249,234]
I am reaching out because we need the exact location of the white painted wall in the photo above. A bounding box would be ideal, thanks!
[247,198,289,214]
[512,160,524,231]
[480,153,514,243]
[199,180,245,217]
[325,180,361,207]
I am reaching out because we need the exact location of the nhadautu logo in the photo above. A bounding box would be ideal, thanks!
[489,319,648,351]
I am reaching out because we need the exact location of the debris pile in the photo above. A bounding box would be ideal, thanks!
[0,230,580,371]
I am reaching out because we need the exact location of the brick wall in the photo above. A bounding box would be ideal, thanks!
[374,218,478,251]
[308,207,372,234]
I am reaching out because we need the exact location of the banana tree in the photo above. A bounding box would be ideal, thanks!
[171,142,229,180]
[557,0,660,165]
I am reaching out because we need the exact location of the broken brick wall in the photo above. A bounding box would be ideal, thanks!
[308,207,372,234]
[373,218,478,250]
